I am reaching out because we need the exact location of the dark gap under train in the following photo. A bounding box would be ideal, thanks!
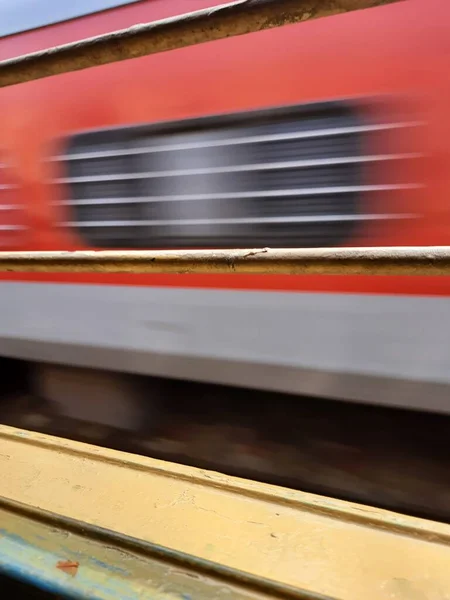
[1,356,450,525]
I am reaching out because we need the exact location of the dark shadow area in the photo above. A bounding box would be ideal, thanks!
[0,574,60,599]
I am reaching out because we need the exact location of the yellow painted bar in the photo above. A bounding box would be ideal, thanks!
[0,425,449,600]
[0,0,398,89]
[0,247,449,275]
[0,496,329,600]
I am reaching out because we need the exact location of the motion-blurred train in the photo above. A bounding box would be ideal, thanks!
[1,0,450,434]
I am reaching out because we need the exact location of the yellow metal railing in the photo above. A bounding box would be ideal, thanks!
[0,247,447,276]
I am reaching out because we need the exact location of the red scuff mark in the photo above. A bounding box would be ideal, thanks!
[56,560,79,577]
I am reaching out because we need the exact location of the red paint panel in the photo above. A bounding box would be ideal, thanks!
[1,272,450,298]
[0,0,449,252]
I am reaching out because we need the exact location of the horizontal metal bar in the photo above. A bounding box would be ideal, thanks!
[2,246,450,276]
[69,213,415,228]
[0,0,399,89]
[58,153,422,184]
[53,121,423,162]
[65,184,423,205]
[2,424,450,600]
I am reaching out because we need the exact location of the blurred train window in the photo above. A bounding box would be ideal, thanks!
[0,0,142,38]
[0,155,26,249]
[57,100,418,248]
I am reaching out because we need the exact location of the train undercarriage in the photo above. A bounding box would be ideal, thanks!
[1,356,449,524]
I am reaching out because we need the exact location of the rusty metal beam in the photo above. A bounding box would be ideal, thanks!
[0,247,448,276]
[0,0,398,89]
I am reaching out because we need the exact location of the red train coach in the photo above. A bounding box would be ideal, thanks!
[0,0,450,432]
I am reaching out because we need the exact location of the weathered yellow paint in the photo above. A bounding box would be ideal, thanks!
[1,425,450,600]
[0,0,397,89]
[1,498,328,600]
[0,247,449,275]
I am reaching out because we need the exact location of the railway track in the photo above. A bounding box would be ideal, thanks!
[2,377,450,524]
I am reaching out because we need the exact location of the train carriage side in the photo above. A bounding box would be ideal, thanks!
[0,0,450,422]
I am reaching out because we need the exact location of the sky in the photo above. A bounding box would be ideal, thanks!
[0,0,141,38]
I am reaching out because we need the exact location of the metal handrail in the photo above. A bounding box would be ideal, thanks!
[0,0,398,88]
[0,247,448,275]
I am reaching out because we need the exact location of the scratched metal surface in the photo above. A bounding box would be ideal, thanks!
[1,425,450,600]
[1,247,450,275]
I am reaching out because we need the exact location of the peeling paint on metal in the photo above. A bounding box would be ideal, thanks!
[0,246,449,276]
[89,558,130,575]
[56,560,80,577]
[0,497,334,600]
